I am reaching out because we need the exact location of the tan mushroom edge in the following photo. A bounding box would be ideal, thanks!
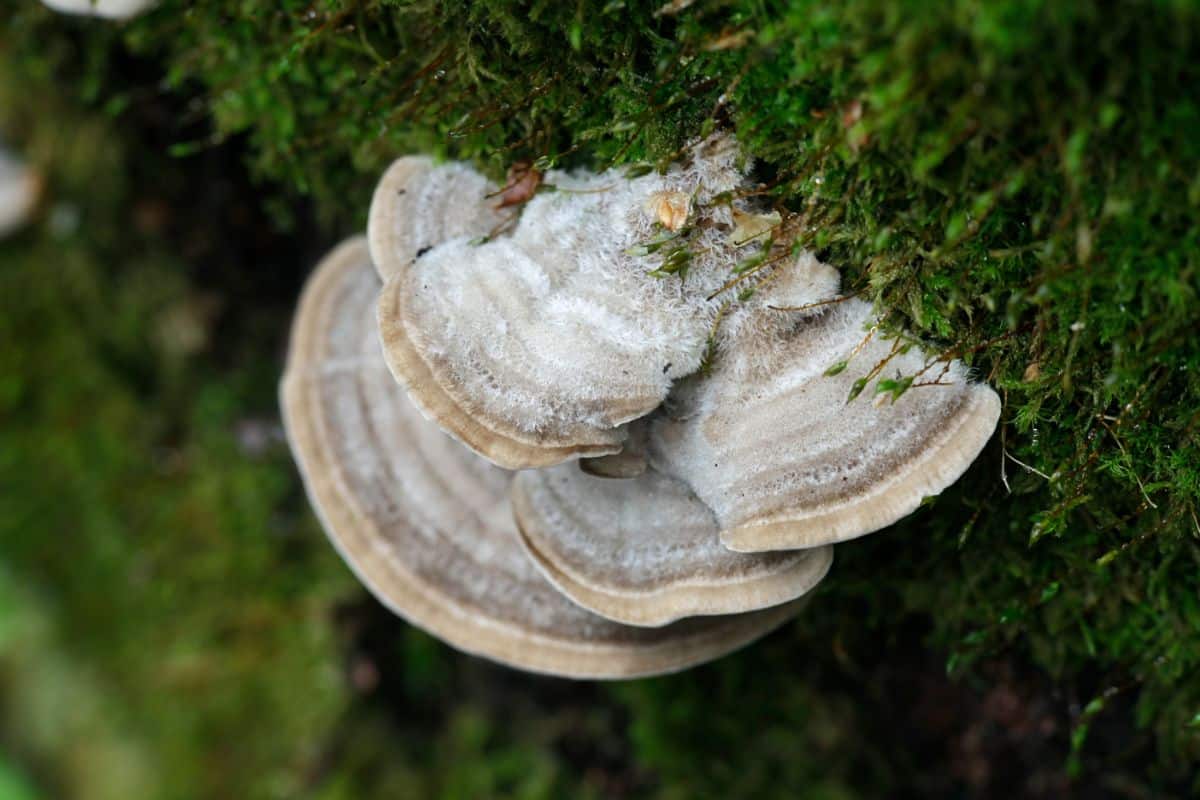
[511,474,834,627]
[282,236,803,678]
[579,451,649,479]
[376,274,625,470]
[366,155,436,281]
[721,384,1002,552]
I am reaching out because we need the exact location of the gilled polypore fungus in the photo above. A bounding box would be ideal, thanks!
[281,136,1000,678]
[0,146,39,238]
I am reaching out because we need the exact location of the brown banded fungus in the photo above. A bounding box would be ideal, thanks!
[281,237,808,678]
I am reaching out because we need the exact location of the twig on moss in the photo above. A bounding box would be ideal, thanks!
[1004,449,1053,483]
[767,292,861,313]
[910,359,953,388]
[697,300,733,375]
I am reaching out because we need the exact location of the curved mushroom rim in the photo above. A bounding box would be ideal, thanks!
[282,237,800,679]
[375,272,625,470]
[510,474,834,628]
[720,385,1002,552]
[578,451,649,479]
[366,155,436,281]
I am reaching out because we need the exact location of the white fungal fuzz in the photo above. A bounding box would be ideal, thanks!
[373,134,778,468]
[715,250,843,360]
[368,156,507,281]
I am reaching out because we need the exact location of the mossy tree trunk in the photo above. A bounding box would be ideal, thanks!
[1,1,1197,796]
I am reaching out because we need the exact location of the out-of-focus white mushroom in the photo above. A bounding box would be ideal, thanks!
[39,0,157,20]
[0,147,39,238]
[280,236,806,678]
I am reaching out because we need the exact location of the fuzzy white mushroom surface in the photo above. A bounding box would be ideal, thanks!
[648,255,1002,551]
[368,156,508,282]
[372,136,763,469]
[367,136,1000,554]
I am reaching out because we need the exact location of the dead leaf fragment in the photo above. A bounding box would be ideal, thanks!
[647,190,691,231]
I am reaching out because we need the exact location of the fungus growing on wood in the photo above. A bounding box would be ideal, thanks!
[39,0,156,19]
[367,138,999,550]
[0,147,39,238]
[280,237,806,678]
[282,138,1002,678]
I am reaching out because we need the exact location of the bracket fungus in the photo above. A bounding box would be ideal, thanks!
[367,138,999,529]
[39,0,156,19]
[280,135,1001,677]
[372,136,757,469]
[0,147,39,238]
[281,237,807,678]
[647,258,1002,551]
[367,156,507,282]
[511,446,833,627]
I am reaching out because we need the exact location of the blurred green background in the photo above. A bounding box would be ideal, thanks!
[1,1,1198,797]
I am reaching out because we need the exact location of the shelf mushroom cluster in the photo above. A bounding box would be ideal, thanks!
[281,137,1001,678]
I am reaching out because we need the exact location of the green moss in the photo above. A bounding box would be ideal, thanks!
[0,69,344,800]
[1,0,1198,794]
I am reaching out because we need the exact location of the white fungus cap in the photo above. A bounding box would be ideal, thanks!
[648,256,1002,552]
[371,136,760,469]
